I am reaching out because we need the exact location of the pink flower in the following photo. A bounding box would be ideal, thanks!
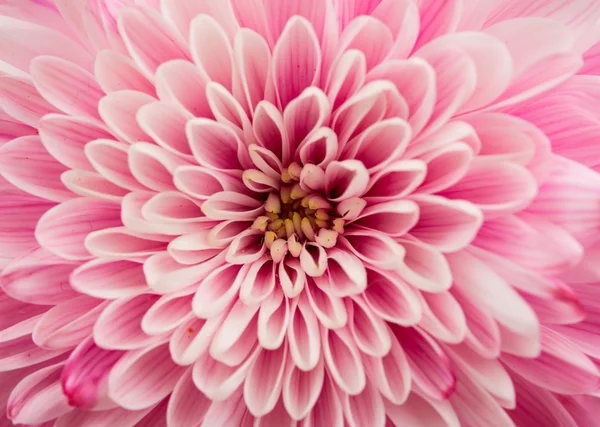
[1,0,600,425]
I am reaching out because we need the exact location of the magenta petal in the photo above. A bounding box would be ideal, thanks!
[61,337,123,409]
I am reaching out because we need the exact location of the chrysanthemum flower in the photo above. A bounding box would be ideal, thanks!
[2,0,600,425]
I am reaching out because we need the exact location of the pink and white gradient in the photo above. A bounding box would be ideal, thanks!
[1,0,600,425]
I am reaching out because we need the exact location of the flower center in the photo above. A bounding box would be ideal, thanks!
[249,162,345,263]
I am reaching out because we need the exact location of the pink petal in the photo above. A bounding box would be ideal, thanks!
[410,194,483,252]
[300,373,344,427]
[141,292,193,336]
[393,326,455,400]
[419,290,467,344]
[244,344,288,417]
[442,159,537,218]
[409,51,475,139]
[324,49,367,111]
[187,118,245,172]
[352,200,418,237]
[343,118,411,173]
[385,392,460,427]
[192,263,244,318]
[279,257,307,299]
[362,330,411,405]
[85,139,145,191]
[234,28,273,114]
[448,343,515,408]
[118,6,189,78]
[253,101,289,163]
[0,247,78,305]
[257,288,290,350]
[108,342,186,410]
[332,81,407,149]
[340,230,406,271]
[61,337,123,409]
[162,0,238,41]
[341,379,386,427]
[363,268,422,326]
[526,155,600,247]
[448,363,514,427]
[288,294,321,371]
[167,367,211,427]
[167,231,222,266]
[447,251,540,348]
[93,293,162,350]
[413,0,462,50]
[0,135,71,202]
[0,76,58,127]
[202,388,254,427]
[35,198,120,261]
[321,326,366,395]
[297,127,338,168]
[365,160,426,203]
[272,17,321,109]
[190,14,234,89]
[473,214,583,275]
[299,243,328,277]
[416,32,512,113]
[128,142,187,191]
[503,326,600,395]
[263,0,327,44]
[137,102,193,158]
[168,313,223,366]
[305,279,347,329]
[98,90,155,144]
[61,170,128,202]
[209,299,259,366]
[239,257,276,305]
[94,49,155,95]
[396,238,452,292]
[154,59,212,118]
[54,405,153,427]
[201,191,263,221]
[0,16,92,73]
[141,191,204,224]
[30,56,104,119]
[508,375,579,427]
[174,165,243,200]
[314,247,366,297]
[461,112,551,182]
[194,345,259,402]
[337,16,392,71]
[417,142,475,194]
[7,362,70,425]
[346,296,392,357]
[371,0,420,59]
[85,227,167,261]
[325,160,369,202]
[151,257,215,294]
[255,398,297,427]
[283,87,331,154]
[32,295,105,349]
[282,354,324,421]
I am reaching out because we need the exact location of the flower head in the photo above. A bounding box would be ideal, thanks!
[2,0,600,425]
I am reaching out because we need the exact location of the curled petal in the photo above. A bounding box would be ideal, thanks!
[192,263,245,318]
[321,326,366,396]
